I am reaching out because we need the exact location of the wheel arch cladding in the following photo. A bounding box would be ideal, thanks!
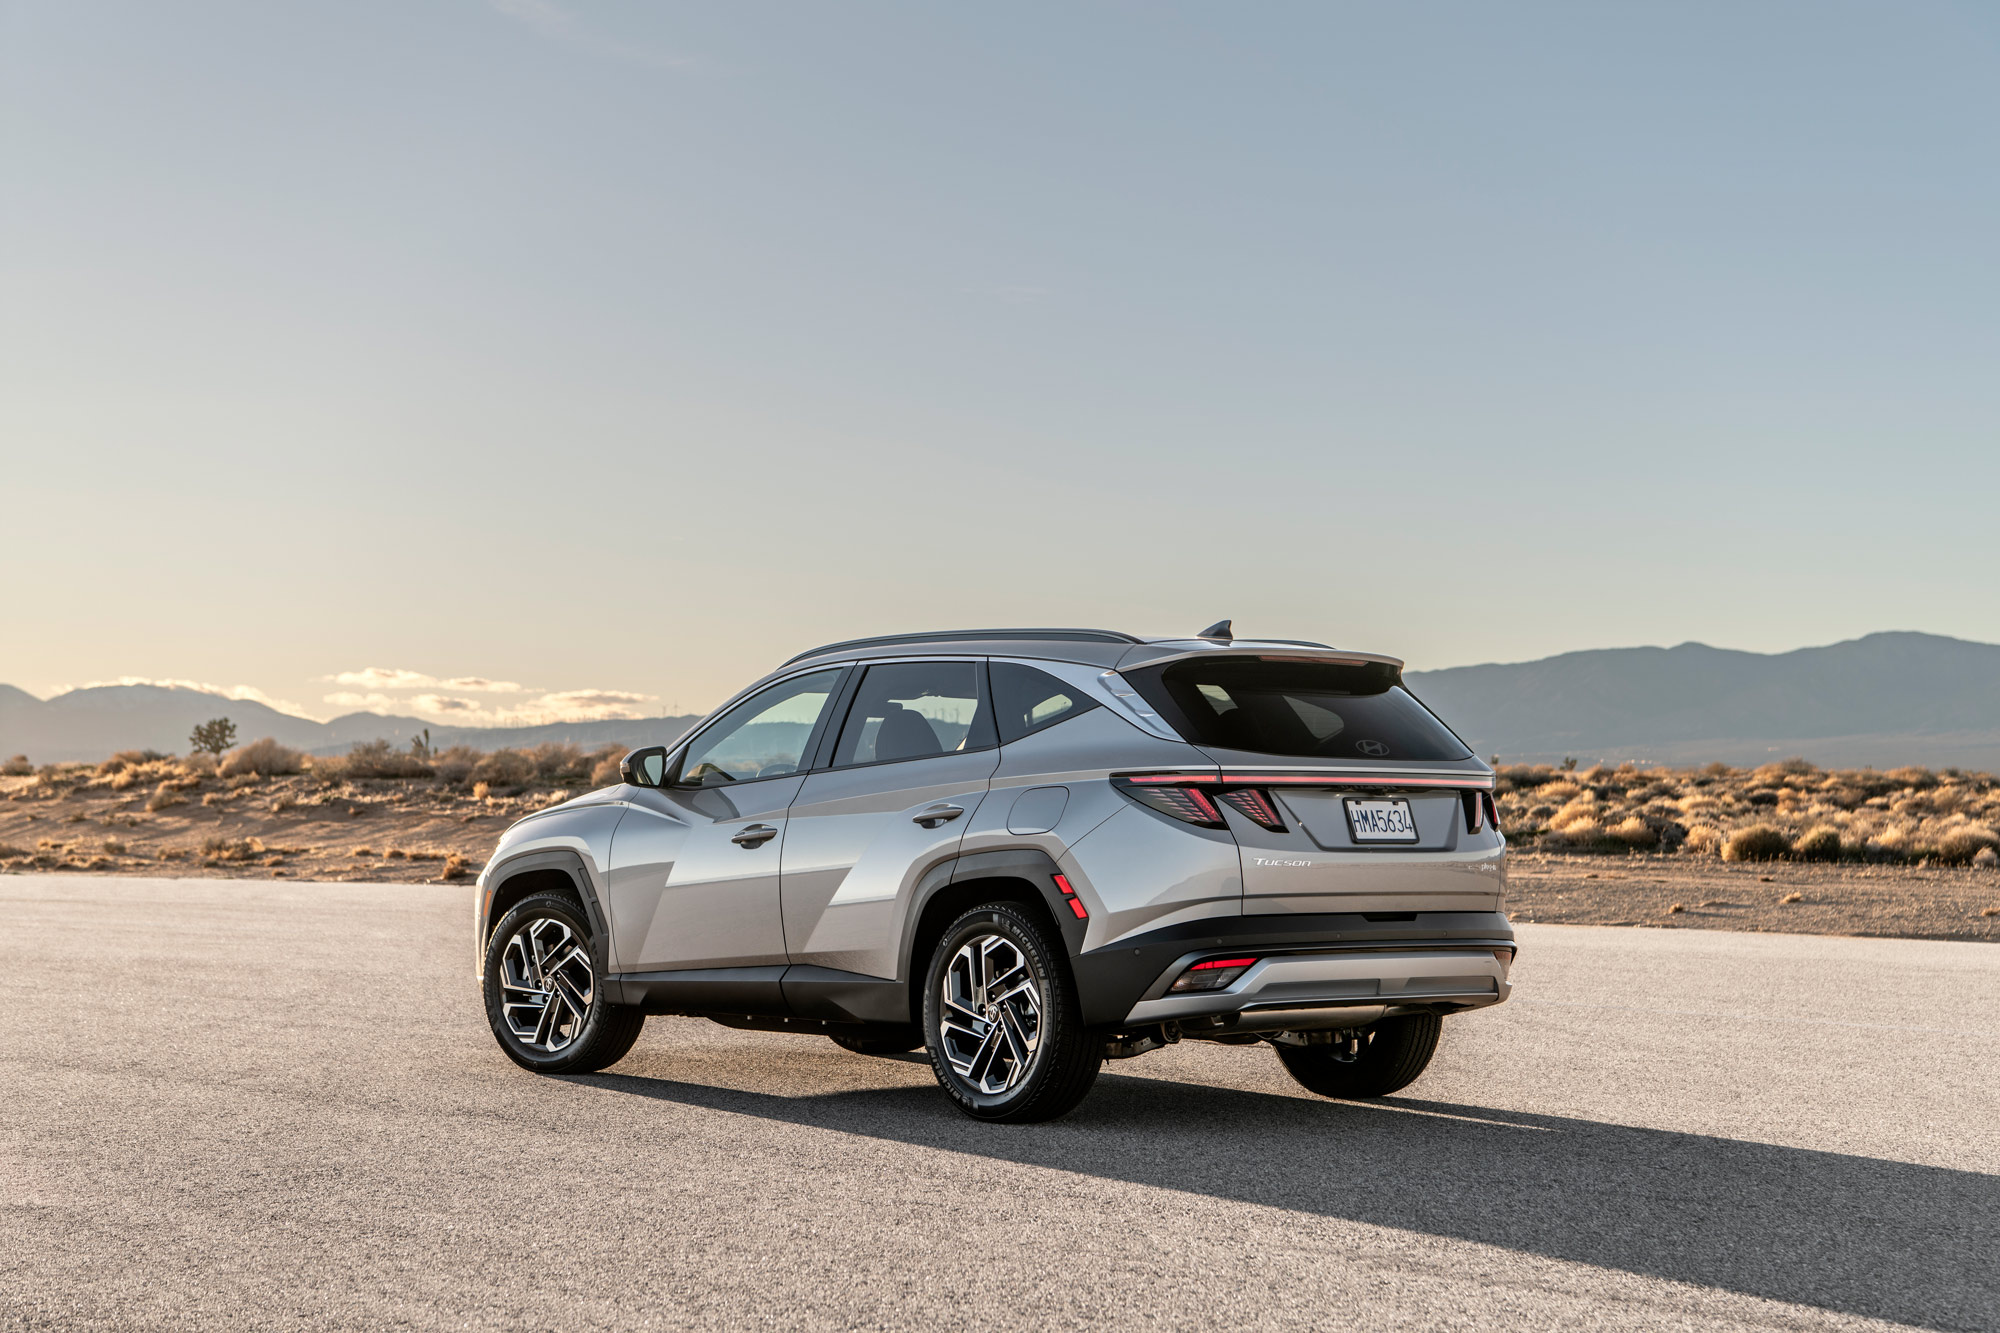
[483,850,611,971]
[902,848,1083,1025]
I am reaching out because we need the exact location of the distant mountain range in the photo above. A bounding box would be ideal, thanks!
[0,683,699,764]
[1403,631,2000,770]
[5,631,1998,770]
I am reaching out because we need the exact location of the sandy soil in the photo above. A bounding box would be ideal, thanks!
[1509,851,2000,942]
[8,773,1999,942]
[0,771,527,883]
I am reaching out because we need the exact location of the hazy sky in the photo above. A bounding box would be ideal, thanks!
[6,2,1997,723]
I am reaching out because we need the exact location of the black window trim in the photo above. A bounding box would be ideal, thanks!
[667,663,857,789]
[816,656,1000,775]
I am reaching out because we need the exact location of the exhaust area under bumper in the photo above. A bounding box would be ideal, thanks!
[1121,947,1512,1028]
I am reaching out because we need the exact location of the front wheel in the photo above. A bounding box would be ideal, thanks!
[1273,1012,1442,1099]
[482,891,645,1074]
[921,903,1099,1123]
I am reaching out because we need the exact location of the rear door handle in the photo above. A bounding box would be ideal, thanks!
[730,824,779,847]
[912,804,964,829]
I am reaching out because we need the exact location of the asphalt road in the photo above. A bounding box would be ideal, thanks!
[2,876,1996,1332]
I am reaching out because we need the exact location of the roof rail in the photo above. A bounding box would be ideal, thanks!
[783,628,1143,666]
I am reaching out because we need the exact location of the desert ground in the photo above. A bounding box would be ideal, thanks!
[4,743,1998,940]
[4,874,1995,1331]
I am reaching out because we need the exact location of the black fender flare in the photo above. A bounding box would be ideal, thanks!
[480,848,612,977]
[896,846,1086,983]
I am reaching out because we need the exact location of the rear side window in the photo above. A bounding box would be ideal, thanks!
[1124,658,1470,761]
[831,661,996,768]
[991,662,1099,744]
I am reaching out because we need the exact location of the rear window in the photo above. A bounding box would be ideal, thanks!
[1124,658,1470,761]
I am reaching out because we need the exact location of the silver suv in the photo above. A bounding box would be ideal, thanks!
[475,625,1513,1122]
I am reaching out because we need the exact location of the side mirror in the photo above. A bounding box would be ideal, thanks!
[619,746,670,788]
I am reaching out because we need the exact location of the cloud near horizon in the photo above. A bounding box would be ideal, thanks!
[322,684,658,725]
[325,668,528,693]
[66,677,313,719]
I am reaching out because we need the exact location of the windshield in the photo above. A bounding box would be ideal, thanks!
[1124,658,1470,762]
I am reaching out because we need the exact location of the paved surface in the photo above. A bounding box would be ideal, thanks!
[1,876,1996,1332]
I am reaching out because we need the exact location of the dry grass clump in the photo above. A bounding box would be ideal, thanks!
[2,755,32,777]
[1496,760,2000,864]
[145,783,187,813]
[1723,825,1792,862]
[441,851,471,880]
[199,836,266,863]
[317,739,433,781]
[220,737,304,778]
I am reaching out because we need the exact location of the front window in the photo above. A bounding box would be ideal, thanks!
[1124,658,1470,761]
[675,668,844,786]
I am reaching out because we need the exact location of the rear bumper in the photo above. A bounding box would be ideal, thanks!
[1069,910,1514,1029]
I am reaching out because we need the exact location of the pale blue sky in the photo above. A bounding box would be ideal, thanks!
[5,2,1996,721]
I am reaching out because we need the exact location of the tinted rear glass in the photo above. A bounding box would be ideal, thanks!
[1125,658,1470,761]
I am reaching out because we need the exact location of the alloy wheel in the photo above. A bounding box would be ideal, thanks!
[938,933,1044,1095]
[498,916,593,1053]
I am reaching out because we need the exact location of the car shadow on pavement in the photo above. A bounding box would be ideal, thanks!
[574,1066,1997,1332]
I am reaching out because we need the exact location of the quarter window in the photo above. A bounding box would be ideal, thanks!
[831,662,994,768]
[991,662,1099,744]
[675,669,844,786]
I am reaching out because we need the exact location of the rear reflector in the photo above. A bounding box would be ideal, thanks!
[1168,956,1259,993]
[1053,873,1087,919]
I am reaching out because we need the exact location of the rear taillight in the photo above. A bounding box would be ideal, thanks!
[1114,775,1287,830]
[1113,775,1225,827]
[1217,788,1286,831]
[1168,956,1259,993]
[1484,792,1501,834]
[1462,789,1484,833]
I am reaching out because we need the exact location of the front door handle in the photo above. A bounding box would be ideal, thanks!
[730,823,779,848]
[912,804,965,829]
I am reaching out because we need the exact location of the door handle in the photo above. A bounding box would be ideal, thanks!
[912,804,965,829]
[730,824,779,847]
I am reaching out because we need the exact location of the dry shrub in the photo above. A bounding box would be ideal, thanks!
[103,838,127,855]
[2,755,31,777]
[441,851,471,880]
[221,737,303,778]
[199,836,266,862]
[471,781,491,800]
[1723,825,1791,862]
[470,749,535,790]
[1546,816,1604,847]
[1973,846,1998,869]
[351,847,375,857]
[591,751,625,786]
[97,749,166,776]
[322,739,433,780]
[432,745,480,785]
[1793,825,1844,862]
[146,784,187,813]
[1936,825,2000,865]
[526,743,589,782]
[1609,816,1659,848]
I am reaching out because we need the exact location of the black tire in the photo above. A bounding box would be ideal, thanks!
[829,1026,923,1057]
[482,890,645,1074]
[1273,1012,1442,1099]
[921,903,1099,1123]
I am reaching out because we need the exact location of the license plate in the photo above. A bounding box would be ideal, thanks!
[1345,797,1419,844]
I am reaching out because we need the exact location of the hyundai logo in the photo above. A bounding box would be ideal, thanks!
[1356,739,1390,756]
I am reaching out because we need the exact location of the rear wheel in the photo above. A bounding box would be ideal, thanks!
[482,891,645,1074]
[1273,1012,1441,1099]
[829,1026,923,1057]
[922,904,1099,1123]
